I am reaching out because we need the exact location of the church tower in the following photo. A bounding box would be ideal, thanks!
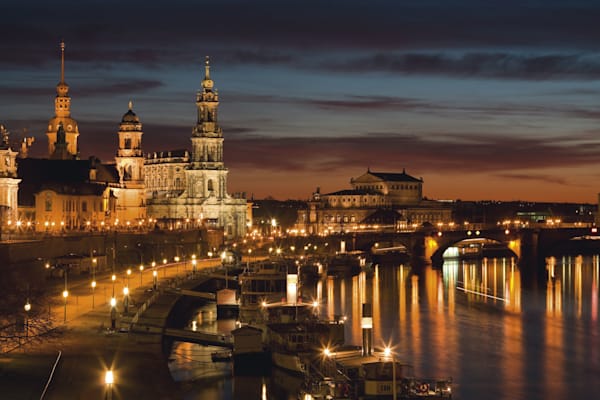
[187,56,228,199]
[114,102,146,222]
[46,41,79,158]
[0,125,21,224]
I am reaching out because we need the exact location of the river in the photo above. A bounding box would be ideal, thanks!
[168,254,600,399]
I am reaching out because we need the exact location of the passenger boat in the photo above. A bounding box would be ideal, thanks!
[247,302,345,375]
[362,361,452,398]
[238,260,291,323]
[267,317,345,375]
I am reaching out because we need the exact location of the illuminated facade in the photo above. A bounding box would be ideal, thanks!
[113,102,147,223]
[296,169,452,234]
[0,125,21,224]
[144,58,248,238]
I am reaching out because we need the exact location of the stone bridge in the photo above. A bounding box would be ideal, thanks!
[343,226,595,266]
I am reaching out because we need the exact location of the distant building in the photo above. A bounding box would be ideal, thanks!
[296,169,452,234]
[144,58,248,239]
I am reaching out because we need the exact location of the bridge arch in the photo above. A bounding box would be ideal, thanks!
[427,230,521,266]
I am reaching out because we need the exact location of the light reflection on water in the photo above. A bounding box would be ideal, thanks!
[169,255,600,400]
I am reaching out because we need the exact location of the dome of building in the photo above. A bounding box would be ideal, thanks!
[56,82,69,97]
[121,101,140,123]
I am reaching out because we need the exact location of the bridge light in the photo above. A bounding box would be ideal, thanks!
[592,227,598,234]
[467,230,472,236]
[475,230,480,235]
[437,231,442,237]
[505,229,510,235]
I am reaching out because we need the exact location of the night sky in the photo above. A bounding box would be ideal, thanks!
[2,0,600,202]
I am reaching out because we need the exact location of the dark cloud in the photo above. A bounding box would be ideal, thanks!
[223,132,600,178]
[219,50,294,66]
[298,94,600,123]
[493,173,571,186]
[323,53,600,81]
[3,1,600,69]
[80,80,164,97]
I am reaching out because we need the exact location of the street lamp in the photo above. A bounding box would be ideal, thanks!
[62,289,68,323]
[174,256,180,274]
[110,297,117,331]
[162,258,167,278]
[91,280,97,308]
[153,270,158,290]
[123,286,129,314]
[139,265,144,286]
[126,268,131,287]
[383,346,397,400]
[111,274,116,296]
[105,370,114,400]
[191,254,197,276]
[24,300,31,338]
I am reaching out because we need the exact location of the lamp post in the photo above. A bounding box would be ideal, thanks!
[139,265,144,286]
[91,280,97,308]
[123,286,129,314]
[62,289,68,323]
[153,270,158,290]
[126,268,131,287]
[191,254,197,276]
[384,347,397,400]
[110,297,117,331]
[24,300,31,338]
[174,256,180,274]
[105,370,114,400]
[162,258,167,277]
[111,274,116,297]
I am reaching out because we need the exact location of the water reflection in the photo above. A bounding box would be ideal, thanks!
[172,254,600,400]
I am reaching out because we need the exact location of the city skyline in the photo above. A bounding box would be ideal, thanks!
[2,1,600,202]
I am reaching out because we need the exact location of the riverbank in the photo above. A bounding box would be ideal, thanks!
[1,259,225,399]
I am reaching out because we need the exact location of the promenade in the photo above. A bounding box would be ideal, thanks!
[1,257,224,400]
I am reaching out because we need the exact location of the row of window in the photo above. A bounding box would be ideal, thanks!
[44,196,108,213]
[356,184,420,191]
[324,215,357,223]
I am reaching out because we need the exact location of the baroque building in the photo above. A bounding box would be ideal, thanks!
[7,44,246,238]
[0,125,21,224]
[113,102,146,223]
[16,42,120,232]
[144,58,247,238]
[296,169,452,235]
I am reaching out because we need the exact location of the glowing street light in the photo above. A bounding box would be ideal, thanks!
[153,270,158,290]
[111,274,116,296]
[105,370,114,400]
[139,265,144,286]
[62,290,69,323]
[126,268,132,287]
[123,286,129,314]
[110,297,117,331]
[24,300,31,337]
[383,346,397,400]
[91,280,97,308]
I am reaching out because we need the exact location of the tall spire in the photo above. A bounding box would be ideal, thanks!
[56,40,69,97]
[202,55,214,90]
[47,40,79,158]
[60,40,65,84]
[205,56,210,80]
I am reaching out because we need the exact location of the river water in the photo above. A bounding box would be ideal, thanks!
[169,254,600,400]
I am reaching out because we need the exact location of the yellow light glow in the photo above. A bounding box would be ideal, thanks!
[105,370,114,385]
